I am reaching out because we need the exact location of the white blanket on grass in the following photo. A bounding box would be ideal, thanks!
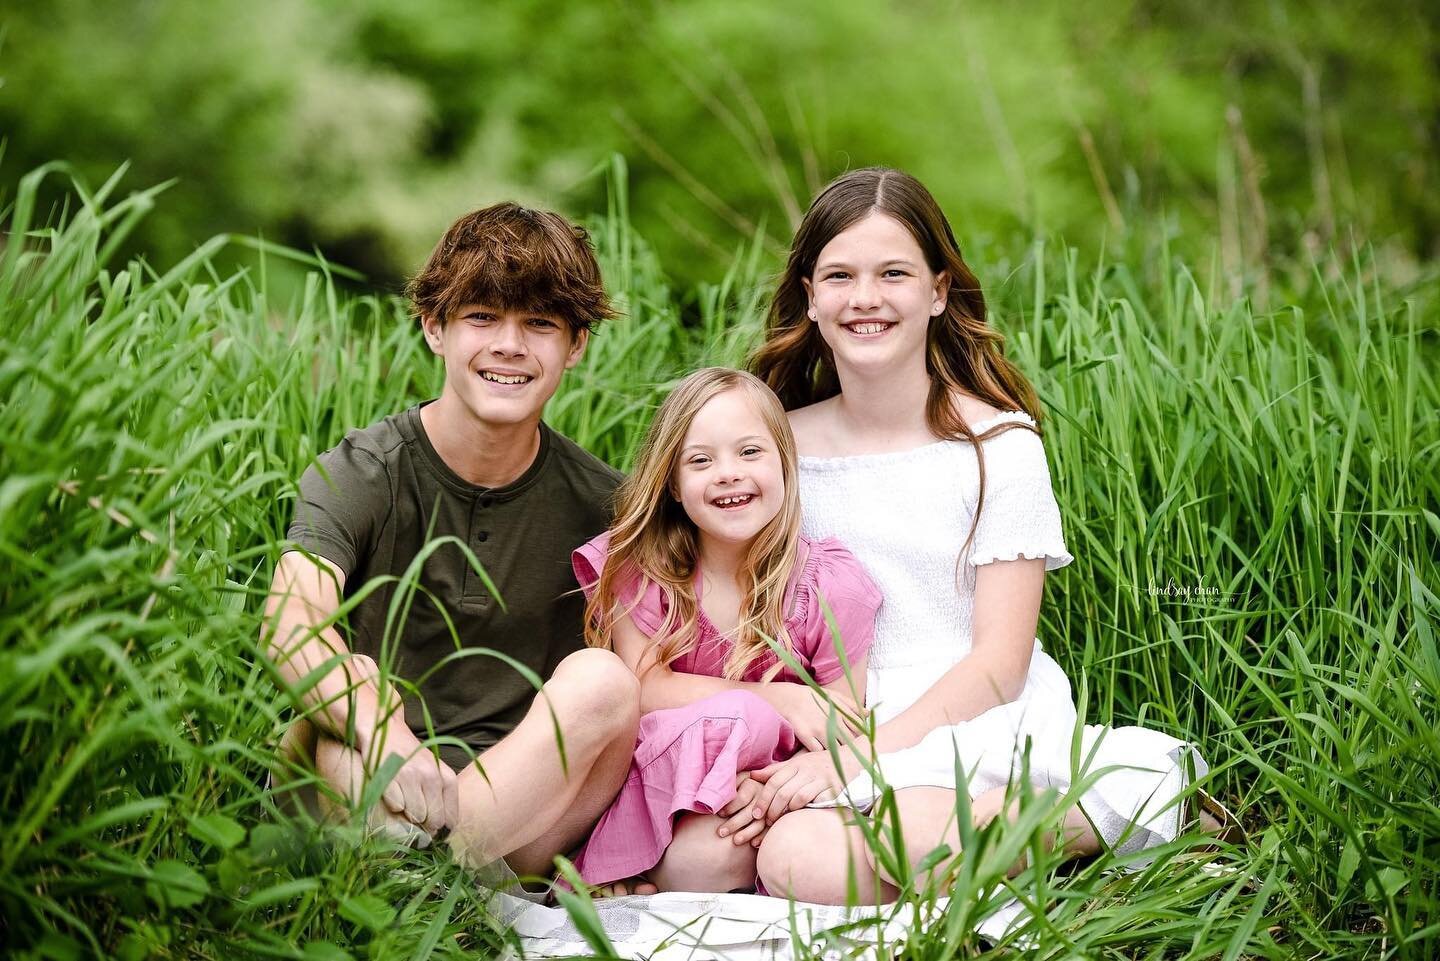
[488,889,1028,960]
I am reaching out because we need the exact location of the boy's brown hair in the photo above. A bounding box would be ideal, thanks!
[406,202,617,332]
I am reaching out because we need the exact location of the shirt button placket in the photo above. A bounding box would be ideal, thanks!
[476,496,492,544]
[466,495,494,608]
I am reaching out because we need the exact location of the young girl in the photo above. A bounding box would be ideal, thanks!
[739,167,1213,905]
[570,367,882,895]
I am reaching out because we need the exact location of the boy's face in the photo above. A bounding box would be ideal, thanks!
[421,304,588,429]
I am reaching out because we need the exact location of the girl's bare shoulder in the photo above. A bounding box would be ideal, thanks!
[951,392,1006,430]
[786,397,841,456]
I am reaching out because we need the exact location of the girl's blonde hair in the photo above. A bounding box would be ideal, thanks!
[584,367,802,680]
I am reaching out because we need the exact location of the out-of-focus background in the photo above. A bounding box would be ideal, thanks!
[4,5,1440,959]
[5,0,1436,290]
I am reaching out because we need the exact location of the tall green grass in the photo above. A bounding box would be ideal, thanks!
[1,161,1436,959]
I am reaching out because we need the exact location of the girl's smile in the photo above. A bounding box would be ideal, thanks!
[674,388,785,546]
[838,317,897,338]
[803,212,947,374]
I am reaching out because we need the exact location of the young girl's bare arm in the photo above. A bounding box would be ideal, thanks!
[608,611,863,751]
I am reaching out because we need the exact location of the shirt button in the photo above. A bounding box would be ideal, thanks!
[477,531,489,542]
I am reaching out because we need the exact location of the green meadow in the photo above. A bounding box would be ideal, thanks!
[2,159,1437,959]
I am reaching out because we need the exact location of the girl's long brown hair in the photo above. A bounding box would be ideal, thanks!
[584,368,803,680]
[750,167,1043,562]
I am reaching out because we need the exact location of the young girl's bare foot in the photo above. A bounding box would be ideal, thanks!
[595,876,658,897]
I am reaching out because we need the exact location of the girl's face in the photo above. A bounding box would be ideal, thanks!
[673,388,786,551]
[802,211,947,378]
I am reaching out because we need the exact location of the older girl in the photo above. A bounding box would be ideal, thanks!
[743,168,1211,904]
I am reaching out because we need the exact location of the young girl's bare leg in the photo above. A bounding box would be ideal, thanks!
[594,877,659,897]
[647,813,759,893]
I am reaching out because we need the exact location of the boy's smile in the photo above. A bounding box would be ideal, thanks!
[422,305,587,429]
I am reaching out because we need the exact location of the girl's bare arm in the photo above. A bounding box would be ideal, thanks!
[870,557,1045,754]
[608,612,864,750]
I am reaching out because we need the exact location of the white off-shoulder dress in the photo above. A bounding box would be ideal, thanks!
[800,411,1206,856]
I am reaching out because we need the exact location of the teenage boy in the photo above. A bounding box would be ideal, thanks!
[264,203,639,880]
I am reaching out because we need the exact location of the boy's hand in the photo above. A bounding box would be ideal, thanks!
[361,721,459,838]
[716,773,770,847]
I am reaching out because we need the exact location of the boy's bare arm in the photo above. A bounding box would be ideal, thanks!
[264,551,389,747]
[263,551,458,835]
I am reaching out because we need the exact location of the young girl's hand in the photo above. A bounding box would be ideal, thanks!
[769,684,864,752]
[716,772,770,847]
[748,750,856,824]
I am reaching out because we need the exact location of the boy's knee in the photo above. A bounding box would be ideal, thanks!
[347,653,380,682]
[547,648,639,731]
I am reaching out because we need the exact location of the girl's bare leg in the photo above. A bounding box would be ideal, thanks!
[755,808,899,905]
[878,786,1101,888]
[646,813,759,893]
[756,786,1104,903]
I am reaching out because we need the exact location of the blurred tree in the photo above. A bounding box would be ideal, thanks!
[2,0,1434,288]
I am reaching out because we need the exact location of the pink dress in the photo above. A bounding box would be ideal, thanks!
[570,534,882,887]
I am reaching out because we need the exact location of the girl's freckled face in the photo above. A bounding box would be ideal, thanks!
[803,212,944,375]
[673,389,785,547]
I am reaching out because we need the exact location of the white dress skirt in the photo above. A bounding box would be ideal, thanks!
[798,412,1207,858]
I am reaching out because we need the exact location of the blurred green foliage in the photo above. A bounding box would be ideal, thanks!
[2,0,1436,287]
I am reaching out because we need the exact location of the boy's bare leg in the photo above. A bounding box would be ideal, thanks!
[273,647,639,865]
[448,648,640,876]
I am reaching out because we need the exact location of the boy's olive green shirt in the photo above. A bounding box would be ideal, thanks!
[286,403,622,770]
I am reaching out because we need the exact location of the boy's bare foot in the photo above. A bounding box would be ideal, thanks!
[595,876,658,897]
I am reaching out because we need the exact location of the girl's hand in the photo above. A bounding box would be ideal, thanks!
[716,772,770,847]
[770,683,864,753]
[748,750,856,824]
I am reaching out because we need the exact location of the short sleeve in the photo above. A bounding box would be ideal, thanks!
[793,538,883,685]
[571,530,669,637]
[968,428,1074,571]
[286,441,390,578]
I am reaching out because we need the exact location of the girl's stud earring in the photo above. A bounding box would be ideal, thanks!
[932,304,943,315]
[808,309,817,321]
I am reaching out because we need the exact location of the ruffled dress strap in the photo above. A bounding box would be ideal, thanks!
[572,529,670,636]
